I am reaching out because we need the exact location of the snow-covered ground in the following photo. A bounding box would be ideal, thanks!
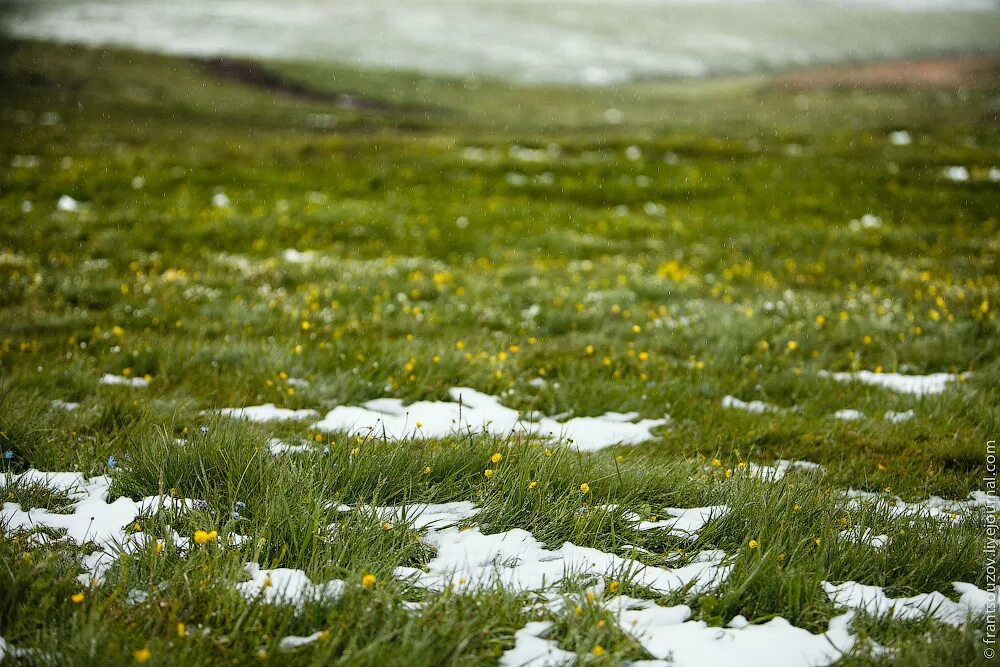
[4,0,1000,84]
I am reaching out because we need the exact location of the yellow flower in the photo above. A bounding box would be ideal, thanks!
[748,539,760,549]
[484,469,494,478]
[71,592,85,604]
[415,421,423,429]
[455,340,465,350]
[491,452,503,464]
[792,504,801,511]
[361,574,377,588]
[814,538,821,546]
[737,461,746,470]
[314,433,324,443]
[608,580,620,593]
[133,648,152,663]
[423,466,432,474]
[786,340,798,351]
[544,449,553,457]
[193,530,217,545]
[300,320,311,331]
[593,645,605,657]
[631,324,641,334]
[638,351,649,362]
[579,483,591,494]
[528,481,538,490]
[585,591,596,602]
[153,541,164,555]
[177,622,186,637]
[711,458,722,468]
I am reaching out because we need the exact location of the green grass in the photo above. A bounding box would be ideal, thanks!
[0,37,998,665]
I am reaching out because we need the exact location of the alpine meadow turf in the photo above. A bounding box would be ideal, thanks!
[1,38,998,666]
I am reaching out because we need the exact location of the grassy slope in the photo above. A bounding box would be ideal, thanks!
[0,38,998,665]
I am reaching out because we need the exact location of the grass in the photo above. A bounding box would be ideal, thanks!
[0,36,998,665]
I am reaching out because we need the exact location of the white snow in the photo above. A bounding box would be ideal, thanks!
[311,387,667,451]
[721,395,780,414]
[603,595,855,667]
[629,505,729,538]
[819,370,960,396]
[214,404,319,422]
[843,488,998,521]
[499,621,574,667]
[832,409,864,421]
[278,630,327,651]
[56,195,79,212]
[838,527,889,549]
[51,399,80,411]
[824,580,993,625]
[884,409,914,423]
[99,373,149,387]
[267,438,314,456]
[942,166,970,182]
[0,470,207,584]
[889,130,912,146]
[236,563,344,610]
[211,192,231,208]
[746,460,822,481]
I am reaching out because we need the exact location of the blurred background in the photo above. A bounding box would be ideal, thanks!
[4,0,1000,85]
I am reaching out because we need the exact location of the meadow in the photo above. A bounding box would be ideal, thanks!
[1,39,999,665]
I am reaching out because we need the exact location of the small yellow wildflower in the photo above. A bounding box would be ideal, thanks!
[528,481,538,490]
[711,458,722,468]
[484,469,494,478]
[748,539,760,549]
[608,581,620,593]
[361,574,377,588]
[631,324,641,334]
[786,340,798,351]
[544,449,553,457]
[133,648,152,663]
[593,645,605,657]
[177,622,186,637]
[193,530,217,545]
[424,466,432,474]
[415,421,423,429]
[579,483,591,494]
[71,592,85,604]
[491,452,503,464]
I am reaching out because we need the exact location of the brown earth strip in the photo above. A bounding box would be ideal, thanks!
[772,54,1000,89]
[199,57,432,114]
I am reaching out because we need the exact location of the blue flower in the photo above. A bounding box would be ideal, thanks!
[107,455,117,469]
[3,450,12,460]
[323,446,330,456]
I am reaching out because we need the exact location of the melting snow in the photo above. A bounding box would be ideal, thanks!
[603,595,855,667]
[832,409,864,421]
[843,489,998,521]
[721,396,781,414]
[99,373,149,387]
[236,563,344,610]
[819,370,959,396]
[824,581,993,625]
[0,470,211,584]
[499,621,574,667]
[51,399,80,411]
[215,404,319,422]
[628,506,730,539]
[311,387,667,450]
[278,630,328,651]
[884,410,914,423]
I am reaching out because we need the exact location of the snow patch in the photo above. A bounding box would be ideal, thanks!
[236,563,344,610]
[721,395,781,414]
[99,373,149,387]
[819,370,960,396]
[824,580,992,625]
[214,404,319,422]
[311,387,667,451]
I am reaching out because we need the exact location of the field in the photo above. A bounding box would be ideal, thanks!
[1,38,999,665]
